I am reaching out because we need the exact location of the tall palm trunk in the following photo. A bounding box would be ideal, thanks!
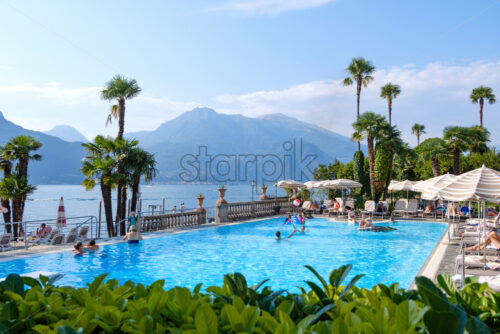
[387,98,392,126]
[100,177,114,237]
[117,98,126,140]
[356,78,361,151]
[130,176,140,212]
[453,148,460,175]
[479,98,484,128]
[2,164,11,233]
[431,157,441,177]
[417,132,420,145]
[367,135,375,200]
[120,186,128,235]
[382,151,394,200]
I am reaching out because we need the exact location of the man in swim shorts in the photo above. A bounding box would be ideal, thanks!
[123,226,143,243]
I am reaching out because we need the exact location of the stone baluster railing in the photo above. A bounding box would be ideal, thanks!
[139,211,207,232]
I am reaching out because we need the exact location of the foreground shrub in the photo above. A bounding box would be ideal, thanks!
[0,265,498,333]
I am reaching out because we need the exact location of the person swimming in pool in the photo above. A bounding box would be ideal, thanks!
[123,225,143,243]
[83,239,99,251]
[73,241,85,255]
[275,228,298,240]
[358,215,373,229]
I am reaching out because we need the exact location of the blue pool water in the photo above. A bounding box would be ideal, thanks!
[0,218,446,290]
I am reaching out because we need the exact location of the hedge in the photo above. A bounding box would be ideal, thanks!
[0,264,498,333]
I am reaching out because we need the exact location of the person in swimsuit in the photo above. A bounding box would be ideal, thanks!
[123,225,143,243]
[127,212,137,231]
[358,215,373,229]
[83,239,99,251]
[275,229,298,240]
[73,242,85,255]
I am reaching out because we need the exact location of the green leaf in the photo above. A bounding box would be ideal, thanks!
[47,274,64,286]
[57,326,83,334]
[465,316,491,334]
[424,310,459,334]
[21,276,42,288]
[338,274,363,299]
[305,281,328,301]
[305,265,329,293]
[87,273,108,296]
[437,274,456,297]
[415,276,449,312]
[193,283,203,295]
[251,278,270,291]
[3,274,25,296]
[329,264,352,289]
[395,300,426,332]
[310,304,335,325]
[195,304,218,334]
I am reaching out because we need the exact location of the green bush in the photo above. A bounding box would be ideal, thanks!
[0,265,498,333]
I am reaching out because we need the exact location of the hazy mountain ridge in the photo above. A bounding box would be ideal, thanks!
[0,108,360,184]
[43,125,88,142]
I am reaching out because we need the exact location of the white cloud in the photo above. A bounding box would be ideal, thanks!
[0,83,100,105]
[217,0,334,15]
[214,60,500,145]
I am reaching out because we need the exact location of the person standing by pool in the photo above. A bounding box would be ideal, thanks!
[123,226,143,243]
[127,212,137,231]
[180,203,185,213]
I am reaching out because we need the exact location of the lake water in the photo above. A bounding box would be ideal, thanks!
[5,184,286,223]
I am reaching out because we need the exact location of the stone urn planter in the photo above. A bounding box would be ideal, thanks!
[259,185,268,200]
[216,186,227,204]
[196,194,206,212]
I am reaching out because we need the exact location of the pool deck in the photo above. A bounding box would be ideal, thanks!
[0,215,459,288]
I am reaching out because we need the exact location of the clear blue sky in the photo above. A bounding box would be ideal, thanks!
[0,0,498,144]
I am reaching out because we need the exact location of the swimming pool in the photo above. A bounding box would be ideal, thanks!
[0,218,446,289]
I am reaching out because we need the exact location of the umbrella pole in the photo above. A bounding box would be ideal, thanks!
[483,200,487,271]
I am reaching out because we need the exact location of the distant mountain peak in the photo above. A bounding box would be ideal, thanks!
[43,125,87,142]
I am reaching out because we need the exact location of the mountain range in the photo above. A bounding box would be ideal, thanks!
[43,125,88,142]
[0,108,360,184]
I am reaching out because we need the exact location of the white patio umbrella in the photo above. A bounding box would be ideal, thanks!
[412,173,457,193]
[388,180,416,200]
[303,180,324,189]
[318,179,362,203]
[274,180,305,199]
[435,165,500,283]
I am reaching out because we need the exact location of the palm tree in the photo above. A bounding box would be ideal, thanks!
[0,175,36,238]
[377,125,404,199]
[468,126,490,153]
[112,138,138,235]
[2,136,42,227]
[415,138,449,176]
[0,147,12,231]
[3,136,42,179]
[352,112,387,200]
[470,86,496,127]
[82,136,119,237]
[101,75,142,140]
[343,57,375,150]
[411,123,426,145]
[443,126,474,175]
[380,83,401,125]
[126,148,157,213]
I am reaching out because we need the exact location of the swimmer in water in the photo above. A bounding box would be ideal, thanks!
[275,229,298,240]
[358,215,374,229]
[83,239,99,251]
[123,226,143,243]
[73,241,85,255]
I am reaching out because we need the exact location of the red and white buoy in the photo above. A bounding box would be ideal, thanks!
[56,196,67,228]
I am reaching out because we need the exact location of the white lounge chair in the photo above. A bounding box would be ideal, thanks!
[37,230,59,245]
[405,199,419,216]
[50,234,65,246]
[65,227,78,244]
[0,233,13,252]
[455,254,500,272]
[76,226,89,242]
[392,199,407,217]
[361,200,375,216]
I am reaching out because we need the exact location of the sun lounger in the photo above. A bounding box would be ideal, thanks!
[455,254,500,271]
[65,227,78,244]
[50,234,65,246]
[0,233,13,252]
[37,230,59,245]
[76,226,89,242]
[405,199,419,216]
[392,199,407,217]
[361,200,375,216]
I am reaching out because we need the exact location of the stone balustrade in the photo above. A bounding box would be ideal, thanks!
[139,211,207,232]
[216,197,292,223]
